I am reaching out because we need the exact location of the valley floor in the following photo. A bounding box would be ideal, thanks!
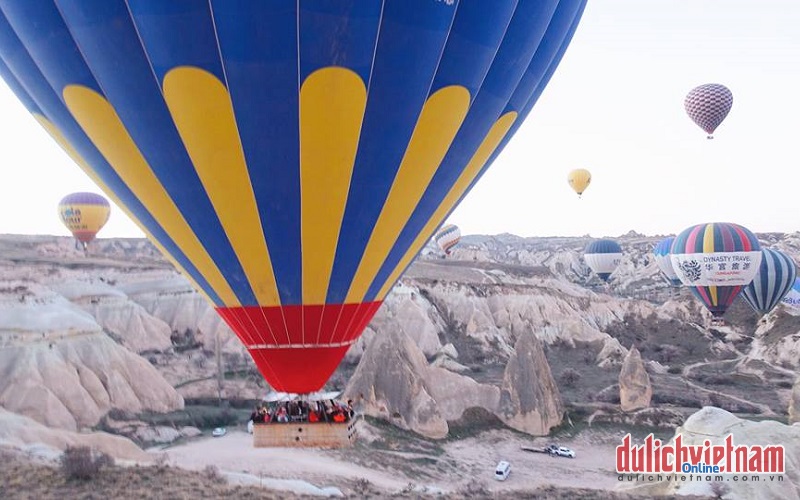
[159,425,623,496]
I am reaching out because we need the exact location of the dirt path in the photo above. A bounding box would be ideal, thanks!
[161,428,623,496]
[162,430,417,492]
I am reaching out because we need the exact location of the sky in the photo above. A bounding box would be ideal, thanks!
[0,0,799,240]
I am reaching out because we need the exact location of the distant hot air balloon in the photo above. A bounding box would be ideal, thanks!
[567,168,591,197]
[653,236,681,286]
[584,239,622,282]
[684,83,733,139]
[58,192,110,250]
[741,248,797,316]
[434,224,461,256]
[781,278,800,310]
[670,223,761,319]
[0,1,586,394]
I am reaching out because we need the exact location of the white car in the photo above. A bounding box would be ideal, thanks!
[555,446,575,458]
[212,427,227,437]
[494,460,511,481]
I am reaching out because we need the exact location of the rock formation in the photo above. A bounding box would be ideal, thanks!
[597,337,628,368]
[790,377,800,425]
[619,345,651,412]
[344,320,500,439]
[51,278,173,353]
[0,282,183,431]
[497,333,564,435]
[0,408,149,461]
[120,276,210,337]
[626,407,800,500]
[344,325,449,439]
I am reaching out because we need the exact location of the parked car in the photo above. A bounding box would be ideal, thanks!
[212,427,227,437]
[494,460,511,481]
[555,446,576,458]
[544,444,559,455]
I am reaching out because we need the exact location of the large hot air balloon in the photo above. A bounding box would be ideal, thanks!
[0,1,586,394]
[781,278,800,310]
[653,236,681,286]
[434,224,461,256]
[58,191,110,250]
[741,248,797,316]
[584,239,622,282]
[567,168,591,197]
[670,223,761,318]
[684,83,733,139]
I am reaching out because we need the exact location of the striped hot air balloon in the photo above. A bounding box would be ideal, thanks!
[684,83,733,139]
[58,191,110,249]
[653,236,681,286]
[670,223,761,318]
[781,278,800,310]
[0,1,586,394]
[434,224,461,256]
[584,239,622,282]
[741,248,797,316]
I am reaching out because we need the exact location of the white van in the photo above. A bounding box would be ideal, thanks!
[494,460,511,481]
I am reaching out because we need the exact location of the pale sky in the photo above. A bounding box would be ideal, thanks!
[1,0,799,240]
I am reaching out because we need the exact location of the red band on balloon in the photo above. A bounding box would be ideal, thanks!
[216,301,383,393]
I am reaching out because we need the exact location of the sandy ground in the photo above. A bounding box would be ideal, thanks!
[162,430,414,492]
[160,425,622,496]
[442,430,620,493]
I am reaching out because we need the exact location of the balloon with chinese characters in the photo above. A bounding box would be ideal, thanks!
[670,223,761,318]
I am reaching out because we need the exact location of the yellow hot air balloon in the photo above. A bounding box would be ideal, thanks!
[58,192,111,250]
[567,168,591,197]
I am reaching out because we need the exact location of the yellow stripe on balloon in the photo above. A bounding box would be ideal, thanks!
[163,67,281,307]
[376,111,518,300]
[33,113,216,305]
[300,67,366,304]
[703,223,718,306]
[57,204,110,234]
[345,86,470,303]
[62,86,239,306]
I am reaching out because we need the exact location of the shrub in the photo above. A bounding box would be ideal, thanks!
[667,366,682,374]
[711,481,730,498]
[203,465,225,483]
[60,446,114,481]
[559,368,581,388]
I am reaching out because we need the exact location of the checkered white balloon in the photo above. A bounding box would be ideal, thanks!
[684,83,733,138]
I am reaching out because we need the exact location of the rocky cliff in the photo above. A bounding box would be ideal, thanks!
[619,346,652,412]
[0,280,183,431]
[497,333,564,435]
[1,231,799,438]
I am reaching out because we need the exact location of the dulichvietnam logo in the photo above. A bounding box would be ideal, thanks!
[616,434,785,475]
